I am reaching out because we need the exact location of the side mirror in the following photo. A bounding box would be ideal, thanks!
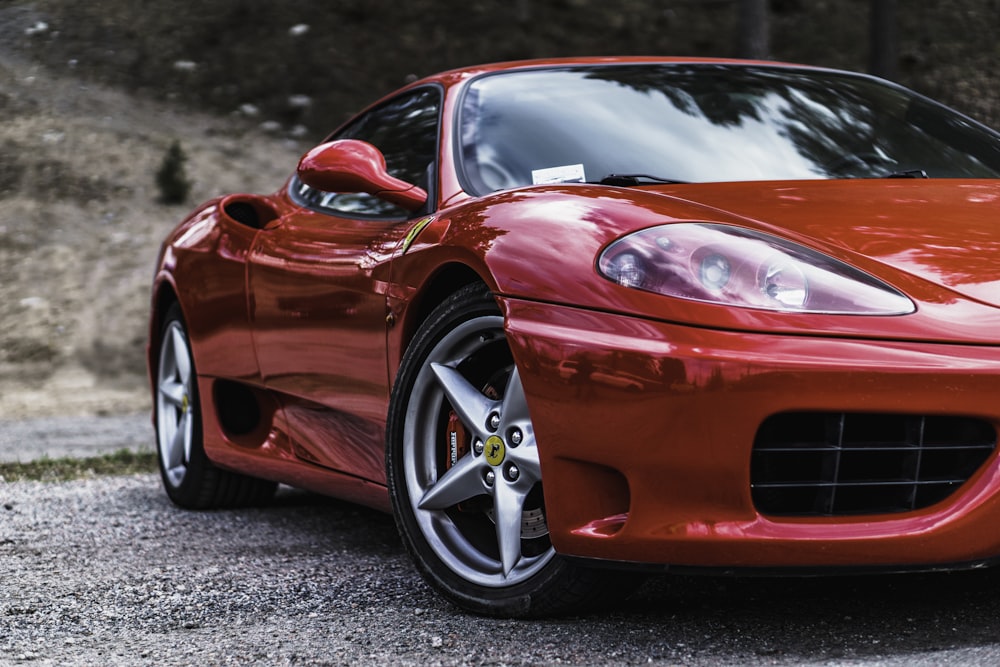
[296,139,428,212]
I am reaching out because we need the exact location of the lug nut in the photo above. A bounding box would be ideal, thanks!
[506,464,520,482]
[509,428,523,446]
[487,412,501,432]
[485,470,496,486]
[473,440,484,455]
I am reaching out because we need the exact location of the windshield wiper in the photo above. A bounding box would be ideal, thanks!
[885,169,929,179]
[596,173,687,186]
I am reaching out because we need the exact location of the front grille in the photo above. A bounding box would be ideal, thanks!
[751,413,996,516]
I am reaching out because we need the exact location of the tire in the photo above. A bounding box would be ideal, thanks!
[386,284,642,617]
[154,303,276,509]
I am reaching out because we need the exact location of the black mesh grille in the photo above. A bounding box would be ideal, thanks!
[751,413,996,516]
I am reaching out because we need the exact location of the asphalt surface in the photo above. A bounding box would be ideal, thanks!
[0,413,152,463]
[4,418,1000,664]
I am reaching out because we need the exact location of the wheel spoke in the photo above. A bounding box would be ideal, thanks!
[500,368,530,424]
[181,408,194,463]
[158,379,186,408]
[501,367,541,482]
[167,414,187,469]
[430,363,494,439]
[171,326,191,383]
[418,453,487,510]
[493,479,528,577]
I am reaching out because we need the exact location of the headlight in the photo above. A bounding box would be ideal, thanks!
[598,223,914,315]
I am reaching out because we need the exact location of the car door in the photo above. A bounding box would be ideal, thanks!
[247,86,441,479]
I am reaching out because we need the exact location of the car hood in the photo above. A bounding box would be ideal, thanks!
[659,179,1000,308]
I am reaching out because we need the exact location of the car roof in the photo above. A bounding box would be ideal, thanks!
[413,55,817,87]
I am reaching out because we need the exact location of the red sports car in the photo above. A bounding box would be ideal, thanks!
[149,57,1000,617]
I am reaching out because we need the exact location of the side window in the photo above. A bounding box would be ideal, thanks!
[292,87,441,218]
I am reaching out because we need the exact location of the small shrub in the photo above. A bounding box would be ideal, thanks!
[155,140,191,204]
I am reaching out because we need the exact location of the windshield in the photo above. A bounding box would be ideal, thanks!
[458,64,1000,193]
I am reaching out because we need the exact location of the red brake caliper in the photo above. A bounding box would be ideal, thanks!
[445,410,473,512]
[446,411,469,470]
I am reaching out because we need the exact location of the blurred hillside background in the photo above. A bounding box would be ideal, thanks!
[5,0,1000,136]
[0,0,997,420]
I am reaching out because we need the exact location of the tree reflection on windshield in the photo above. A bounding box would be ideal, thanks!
[459,64,1000,194]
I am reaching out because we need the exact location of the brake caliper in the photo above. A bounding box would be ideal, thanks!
[446,411,468,469]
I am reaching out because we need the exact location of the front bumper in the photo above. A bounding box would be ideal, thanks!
[503,298,1000,569]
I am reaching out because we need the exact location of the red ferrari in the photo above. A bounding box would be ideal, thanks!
[149,57,1000,617]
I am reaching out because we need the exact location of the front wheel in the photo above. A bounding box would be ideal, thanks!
[386,284,641,617]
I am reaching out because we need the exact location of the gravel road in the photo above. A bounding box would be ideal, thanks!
[4,473,1000,666]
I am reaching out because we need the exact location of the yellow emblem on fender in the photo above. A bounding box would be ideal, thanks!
[400,216,434,254]
[484,435,505,466]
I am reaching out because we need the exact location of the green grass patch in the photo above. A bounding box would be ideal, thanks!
[0,449,158,482]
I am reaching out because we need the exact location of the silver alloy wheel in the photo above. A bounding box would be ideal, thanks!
[402,314,555,588]
[156,320,195,489]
